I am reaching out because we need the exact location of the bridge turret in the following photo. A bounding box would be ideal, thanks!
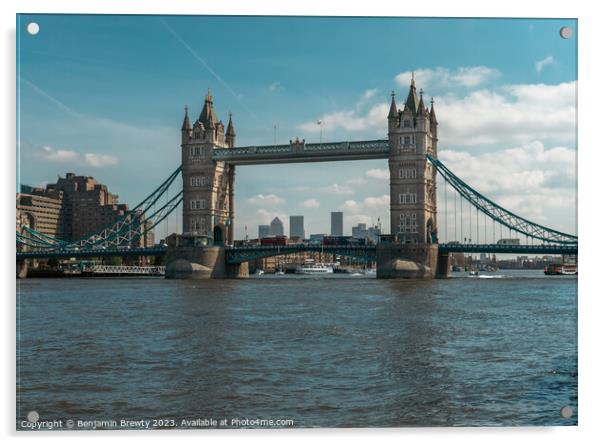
[388,91,399,133]
[226,112,236,148]
[181,106,192,143]
[429,98,438,155]
[403,73,419,114]
[415,89,430,153]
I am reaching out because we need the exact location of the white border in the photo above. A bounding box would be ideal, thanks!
[2,1,600,444]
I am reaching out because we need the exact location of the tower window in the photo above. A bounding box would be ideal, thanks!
[403,119,411,128]
[190,176,206,187]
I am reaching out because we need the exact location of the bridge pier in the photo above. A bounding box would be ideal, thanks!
[164,234,248,279]
[376,243,447,279]
[16,260,29,279]
[435,250,451,278]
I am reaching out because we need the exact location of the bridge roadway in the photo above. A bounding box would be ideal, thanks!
[16,246,168,260]
[212,139,390,165]
[16,243,577,262]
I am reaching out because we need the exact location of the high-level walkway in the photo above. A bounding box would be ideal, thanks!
[212,139,389,165]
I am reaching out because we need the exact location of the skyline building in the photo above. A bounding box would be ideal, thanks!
[269,216,284,236]
[16,173,153,248]
[258,224,270,238]
[330,212,343,236]
[289,215,305,239]
[352,222,382,244]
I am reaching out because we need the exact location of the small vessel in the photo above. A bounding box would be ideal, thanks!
[295,261,334,275]
[254,269,265,276]
[544,264,577,275]
[452,265,462,272]
[275,270,285,275]
[469,269,479,276]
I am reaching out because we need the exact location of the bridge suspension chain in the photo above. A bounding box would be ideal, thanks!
[429,155,577,245]
[16,165,183,252]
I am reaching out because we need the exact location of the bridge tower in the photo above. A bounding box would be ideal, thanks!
[180,90,236,246]
[387,76,438,244]
[377,76,447,278]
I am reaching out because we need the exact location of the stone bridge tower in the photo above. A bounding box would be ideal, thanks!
[387,76,438,244]
[180,90,236,245]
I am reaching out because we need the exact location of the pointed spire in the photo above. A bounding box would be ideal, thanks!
[388,90,398,118]
[404,75,419,114]
[226,112,236,136]
[429,97,438,124]
[181,105,191,131]
[199,87,219,127]
[417,88,426,116]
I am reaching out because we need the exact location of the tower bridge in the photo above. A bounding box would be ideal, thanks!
[16,78,577,279]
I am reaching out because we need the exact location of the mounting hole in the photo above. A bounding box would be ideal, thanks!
[559,26,572,39]
[560,405,573,418]
[26,22,40,35]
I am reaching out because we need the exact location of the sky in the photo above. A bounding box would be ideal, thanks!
[16,15,577,242]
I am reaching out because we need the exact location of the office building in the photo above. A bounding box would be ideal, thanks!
[331,211,343,236]
[16,173,153,248]
[258,225,270,238]
[289,215,305,239]
[269,216,284,236]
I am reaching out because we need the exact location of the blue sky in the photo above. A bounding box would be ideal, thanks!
[17,15,577,241]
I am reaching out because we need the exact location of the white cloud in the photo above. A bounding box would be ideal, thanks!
[269,81,283,92]
[535,56,554,74]
[340,194,390,215]
[345,177,367,185]
[362,89,378,100]
[299,198,320,209]
[437,81,576,146]
[38,146,119,167]
[298,102,388,134]
[339,195,390,233]
[438,141,576,226]
[296,68,577,149]
[323,183,355,195]
[39,146,80,163]
[395,66,500,90]
[255,209,288,231]
[83,153,119,167]
[365,168,389,180]
[247,193,285,206]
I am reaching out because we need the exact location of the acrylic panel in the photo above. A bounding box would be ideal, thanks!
[16,14,578,430]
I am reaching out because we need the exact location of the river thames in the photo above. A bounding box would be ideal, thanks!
[16,271,577,429]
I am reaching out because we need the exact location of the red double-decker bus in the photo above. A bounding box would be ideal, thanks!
[260,235,288,246]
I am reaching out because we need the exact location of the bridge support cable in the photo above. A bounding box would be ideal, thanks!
[460,195,464,243]
[444,181,448,242]
[428,155,577,245]
[454,189,457,242]
[16,165,183,252]
[469,201,472,244]
[476,208,479,244]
